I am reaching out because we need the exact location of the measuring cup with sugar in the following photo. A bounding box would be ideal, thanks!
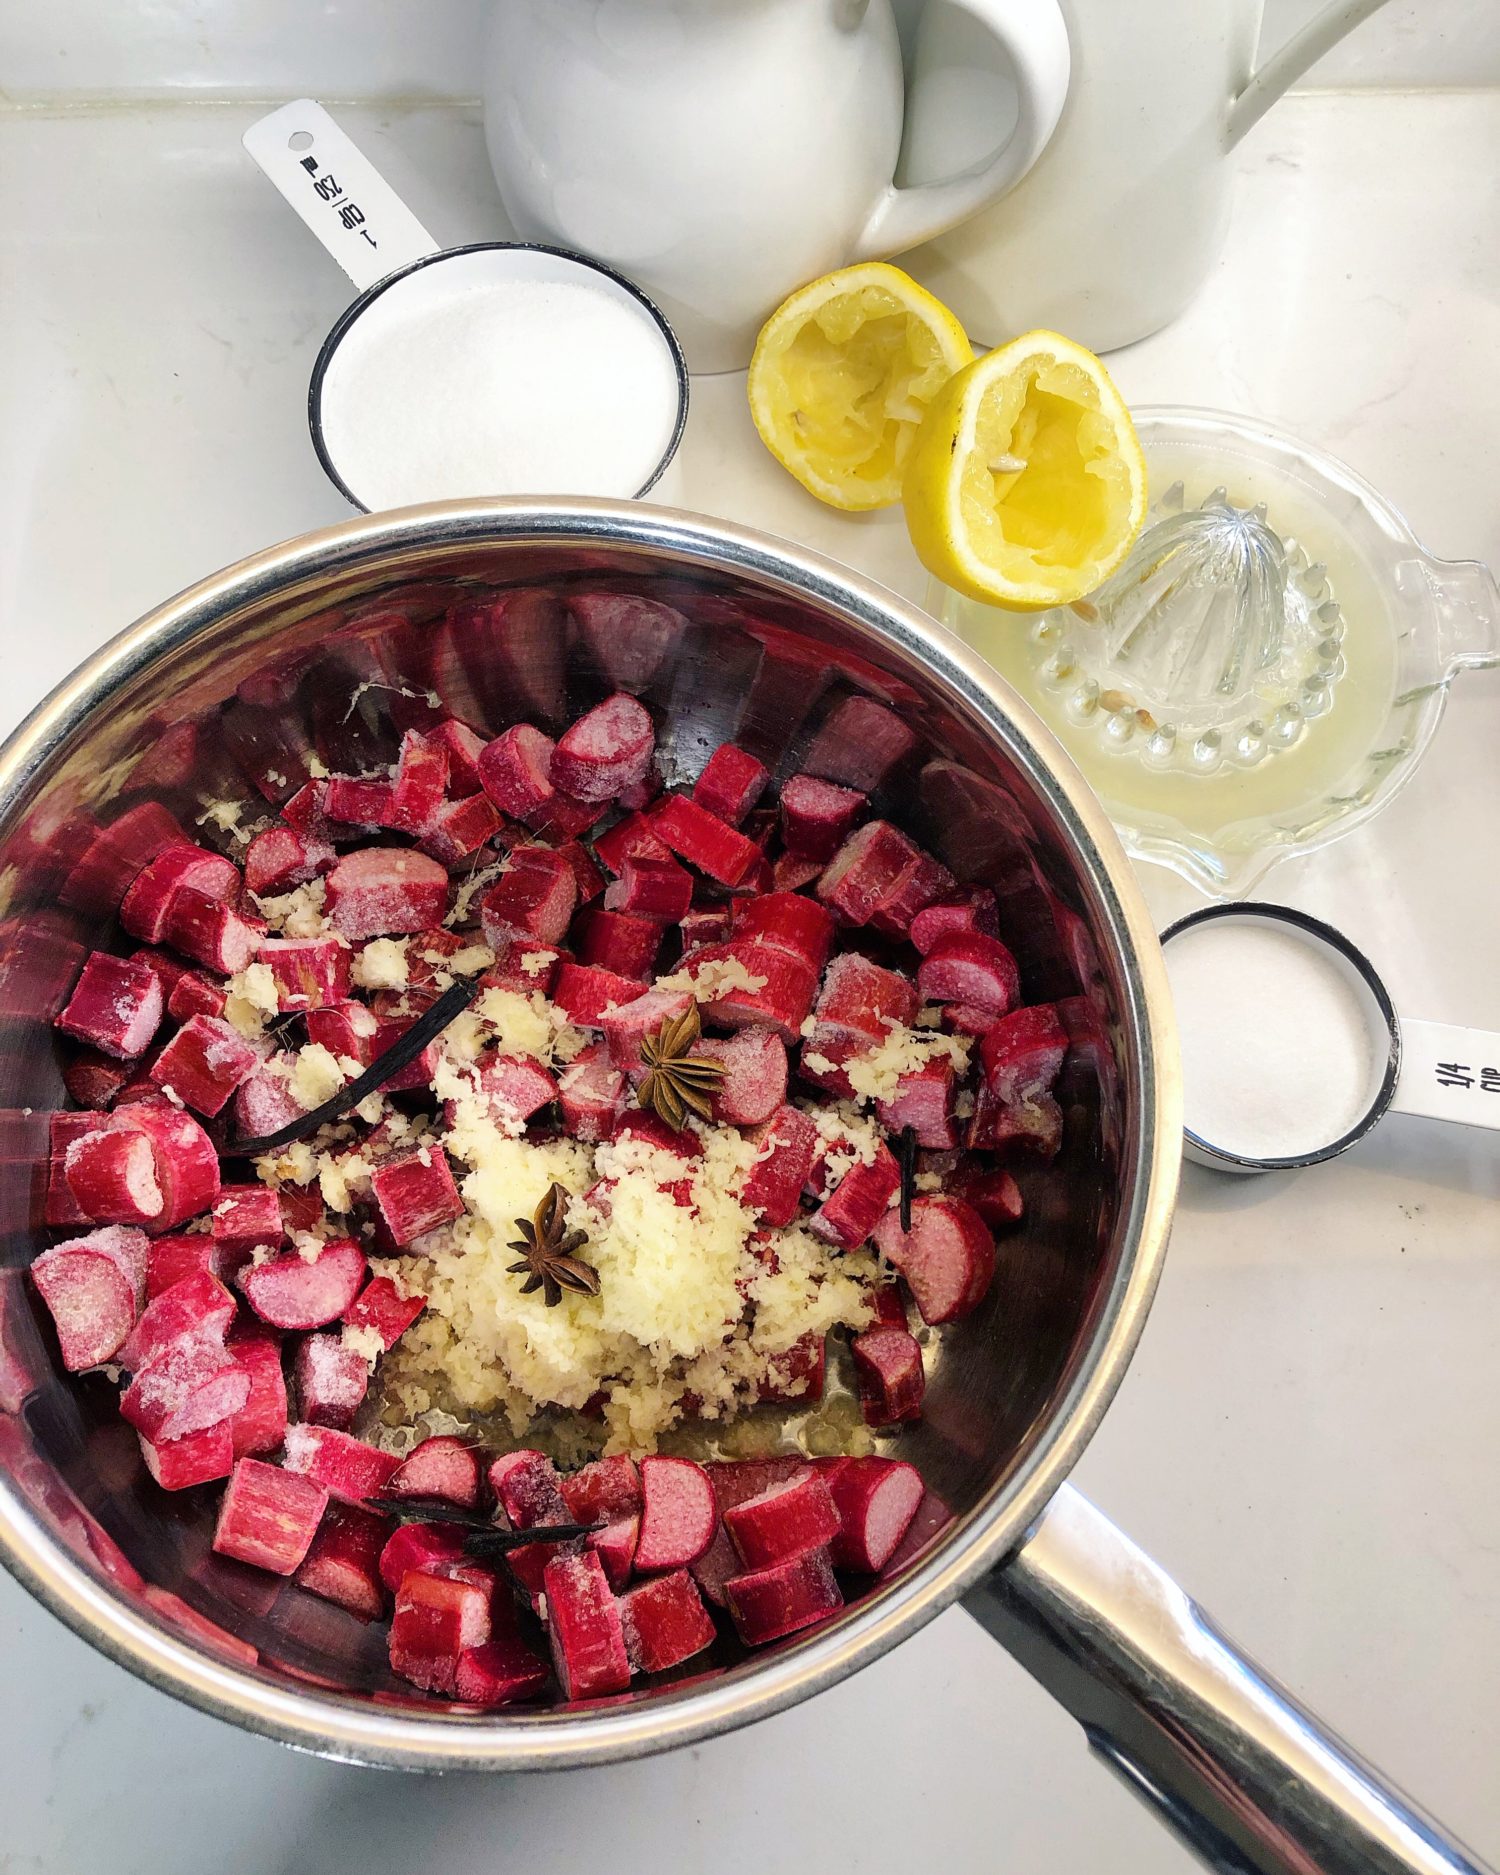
[242,100,688,514]
[1161,903,1500,1173]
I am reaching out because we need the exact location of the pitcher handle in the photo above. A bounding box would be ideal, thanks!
[1229,0,1393,147]
[851,0,1069,264]
[964,1484,1494,1875]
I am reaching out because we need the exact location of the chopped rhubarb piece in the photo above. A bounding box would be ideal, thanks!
[589,1514,640,1590]
[426,718,488,794]
[296,1502,391,1619]
[591,810,669,875]
[282,1423,400,1506]
[462,1052,557,1130]
[146,1231,217,1298]
[601,852,694,925]
[63,1127,163,1225]
[343,1273,425,1351]
[214,1456,327,1574]
[293,1333,370,1430]
[148,1013,261,1116]
[278,1184,325,1236]
[944,1001,1004,1037]
[758,1333,826,1406]
[810,1144,901,1250]
[724,1545,843,1645]
[543,1549,631,1699]
[390,1568,492,1694]
[872,1195,995,1323]
[651,795,761,887]
[620,1568,717,1673]
[557,1041,627,1143]
[871,849,957,938]
[560,1454,642,1524]
[368,1150,464,1247]
[979,1003,1069,1104]
[121,1335,250,1443]
[61,1046,132,1110]
[610,1109,702,1161]
[917,930,1020,1015]
[869,1282,908,1328]
[30,1226,148,1370]
[388,730,450,832]
[478,722,559,820]
[730,892,836,971]
[636,1454,716,1571]
[324,774,398,828]
[695,940,818,1042]
[811,951,918,1045]
[551,693,655,803]
[109,1099,221,1229]
[482,939,562,995]
[123,1269,236,1369]
[257,937,351,1013]
[771,852,824,893]
[598,985,691,1069]
[691,1456,804,1605]
[325,847,449,941]
[479,846,577,948]
[303,999,379,1067]
[140,1420,234,1491]
[909,889,1001,956]
[739,1104,819,1227]
[875,1057,958,1150]
[454,1633,550,1707]
[816,820,919,927]
[280,779,334,839]
[419,790,505,866]
[692,744,769,826]
[552,959,652,1031]
[968,1086,1063,1161]
[212,1184,284,1259]
[162,889,262,974]
[166,970,229,1023]
[120,844,241,945]
[489,1448,571,1530]
[244,825,335,897]
[227,1332,289,1456]
[385,1435,481,1509]
[233,1058,306,1141]
[693,1026,787,1127]
[950,1165,1024,1229]
[575,906,662,981]
[549,838,603,907]
[804,695,916,791]
[678,904,732,951]
[724,1466,840,1569]
[55,952,163,1059]
[240,1238,367,1330]
[779,774,867,861]
[378,1520,466,1593]
[825,1457,925,1572]
[851,1325,925,1424]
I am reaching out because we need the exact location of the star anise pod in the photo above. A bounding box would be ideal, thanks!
[506,1181,599,1308]
[636,1001,725,1130]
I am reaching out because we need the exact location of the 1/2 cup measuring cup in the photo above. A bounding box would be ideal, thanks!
[242,100,689,513]
[1162,902,1500,1172]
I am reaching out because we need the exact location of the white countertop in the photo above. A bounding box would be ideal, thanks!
[1,89,1497,1875]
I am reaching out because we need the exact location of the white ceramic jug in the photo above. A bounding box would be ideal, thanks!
[892,0,1392,352]
[482,0,1069,372]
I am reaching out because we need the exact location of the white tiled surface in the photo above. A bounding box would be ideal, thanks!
[1,87,1499,1875]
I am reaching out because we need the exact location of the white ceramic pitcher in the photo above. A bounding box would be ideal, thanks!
[482,0,1069,372]
[892,0,1393,352]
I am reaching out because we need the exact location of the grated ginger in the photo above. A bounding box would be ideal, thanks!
[844,1020,971,1105]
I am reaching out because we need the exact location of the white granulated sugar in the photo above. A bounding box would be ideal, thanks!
[318,276,680,510]
[1166,917,1387,1160]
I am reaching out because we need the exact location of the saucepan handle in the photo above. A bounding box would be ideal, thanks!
[963,1484,1493,1875]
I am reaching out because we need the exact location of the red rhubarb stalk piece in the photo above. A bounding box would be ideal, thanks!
[738,1104,820,1228]
[378,1520,467,1593]
[148,1013,262,1116]
[779,773,867,862]
[139,1420,235,1491]
[575,906,662,981]
[650,795,762,887]
[479,845,578,948]
[384,1435,481,1509]
[723,1466,840,1569]
[343,1274,425,1351]
[824,1456,925,1573]
[724,1546,843,1646]
[453,1633,550,1707]
[635,1454,716,1571]
[213,1455,328,1574]
[62,1127,164,1225]
[293,1333,371,1429]
[851,1325,926,1425]
[542,1549,631,1698]
[55,952,163,1060]
[694,1027,787,1127]
[390,1568,492,1694]
[226,1331,289,1456]
[120,844,241,945]
[916,930,1021,1016]
[551,693,655,803]
[367,1149,464,1247]
[871,1195,996,1324]
[29,1226,148,1370]
[295,1502,391,1618]
[619,1568,717,1673]
[324,847,449,942]
[239,1238,367,1330]
[282,1423,401,1506]
[692,744,769,826]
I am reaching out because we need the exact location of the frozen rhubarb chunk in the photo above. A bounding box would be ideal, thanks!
[63,1127,164,1225]
[425,718,488,794]
[489,1449,570,1529]
[601,854,694,935]
[343,1273,425,1351]
[917,931,1020,1016]
[109,1099,221,1229]
[551,693,655,803]
[323,774,397,829]
[453,1633,550,1707]
[140,1420,235,1491]
[162,889,262,975]
[810,1145,901,1251]
[690,1457,804,1606]
[459,1052,557,1132]
[120,844,241,945]
[121,1334,250,1443]
[738,1104,819,1228]
[227,1331,289,1456]
[875,1057,958,1150]
[240,1238,367,1330]
[816,820,920,928]
[145,1231,217,1298]
[479,845,577,948]
[560,1454,642,1525]
[979,1003,1069,1104]
[824,1456,924,1573]
[694,940,818,1042]
[678,904,732,952]
[122,1269,236,1370]
[851,1325,925,1425]
[213,1456,327,1574]
[694,1027,787,1127]
[148,1013,262,1116]
[557,1042,627,1143]
[729,892,836,972]
[592,810,669,875]
[325,847,449,941]
[575,907,662,981]
[598,986,691,1070]
[388,729,451,833]
[419,789,505,866]
[779,774,867,862]
[724,1546,843,1646]
[543,1549,631,1699]
[55,952,163,1059]
[390,1568,492,1694]
[950,1165,1024,1229]
[812,952,918,1046]
[293,1333,370,1430]
[909,889,1001,956]
[167,971,229,1024]
[482,939,562,996]
[211,1184,284,1260]
[384,1435,481,1509]
[550,960,648,1030]
[233,1058,305,1141]
[968,1085,1063,1161]
[724,1466,840,1569]
[651,795,762,887]
[244,825,335,898]
[478,722,559,820]
[589,1515,639,1590]
[282,1423,400,1506]
[619,1569,716,1673]
[692,744,769,826]
[757,1334,826,1407]
[258,937,352,1014]
[295,1502,391,1619]
[378,1520,466,1593]
[30,1226,148,1369]
[368,1150,464,1247]
[636,1455,716,1571]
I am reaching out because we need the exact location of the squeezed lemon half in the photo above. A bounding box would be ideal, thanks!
[747,263,973,511]
[902,330,1147,611]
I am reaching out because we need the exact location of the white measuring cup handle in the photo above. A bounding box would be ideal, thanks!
[1391,1017,1500,1132]
[242,99,440,294]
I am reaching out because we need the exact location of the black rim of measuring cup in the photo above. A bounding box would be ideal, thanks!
[1160,901,1403,1173]
[307,241,692,515]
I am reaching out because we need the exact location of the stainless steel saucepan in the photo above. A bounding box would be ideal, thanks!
[0,502,1487,1875]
